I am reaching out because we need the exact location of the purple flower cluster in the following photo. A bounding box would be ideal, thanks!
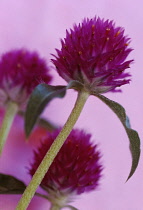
[0,48,52,106]
[52,17,133,93]
[30,129,102,206]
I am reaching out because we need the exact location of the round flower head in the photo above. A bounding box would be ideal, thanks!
[52,17,133,93]
[0,48,52,107]
[29,129,103,208]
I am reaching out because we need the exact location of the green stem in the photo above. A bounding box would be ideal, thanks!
[0,101,18,155]
[16,89,89,210]
[50,204,78,210]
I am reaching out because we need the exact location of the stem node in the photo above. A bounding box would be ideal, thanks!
[16,90,89,209]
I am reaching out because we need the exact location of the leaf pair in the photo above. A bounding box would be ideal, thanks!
[25,83,141,180]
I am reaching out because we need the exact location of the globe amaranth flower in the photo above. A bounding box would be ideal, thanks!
[52,16,133,93]
[29,129,103,208]
[0,48,52,107]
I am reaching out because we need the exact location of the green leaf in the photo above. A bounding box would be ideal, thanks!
[92,93,141,181]
[25,84,67,137]
[18,111,58,131]
[0,173,49,199]
[36,117,58,131]
[0,173,26,194]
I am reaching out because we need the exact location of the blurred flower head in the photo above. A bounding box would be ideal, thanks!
[52,16,133,93]
[0,48,52,108]
[29,129,103,208]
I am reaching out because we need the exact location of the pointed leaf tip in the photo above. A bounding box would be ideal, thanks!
[25,83,67,137]
[92,92,141,180]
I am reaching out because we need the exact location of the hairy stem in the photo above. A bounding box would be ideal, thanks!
[16,90,89,210]
[50,204,78,210]
[0,101,18,154]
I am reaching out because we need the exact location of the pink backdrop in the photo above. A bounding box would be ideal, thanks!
[0,0,142,209]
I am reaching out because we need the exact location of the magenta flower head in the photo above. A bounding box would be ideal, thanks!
[52,17,133,93]
[0,48,52,107]
[29,129,103,208]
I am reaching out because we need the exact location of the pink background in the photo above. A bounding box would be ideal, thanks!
[0,0,142,209]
